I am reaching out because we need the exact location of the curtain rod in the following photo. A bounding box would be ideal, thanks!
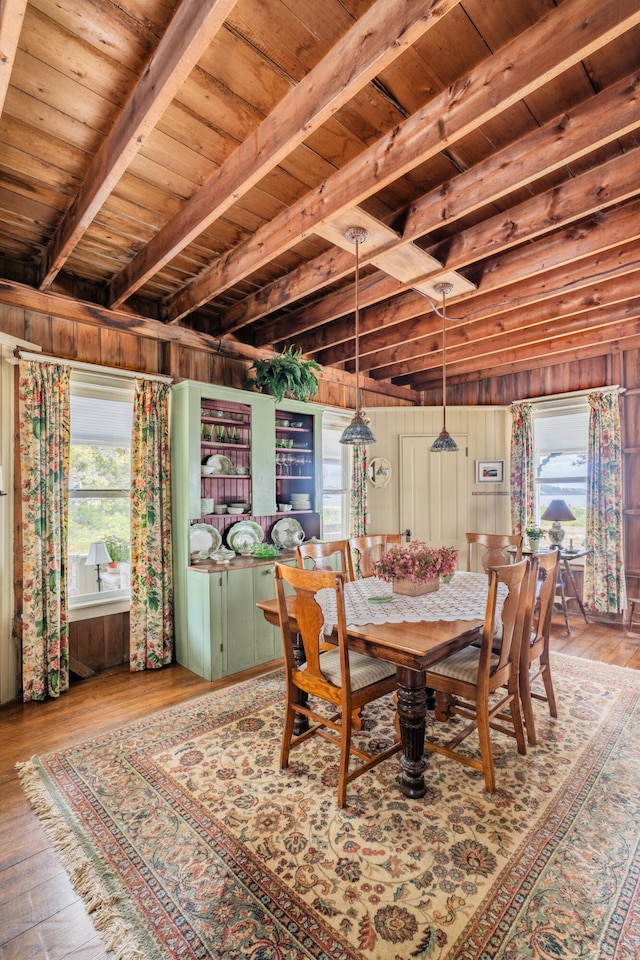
[13,350,173,384]
[512,385,624,405]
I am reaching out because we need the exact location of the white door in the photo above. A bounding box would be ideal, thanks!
[400,434,469,555]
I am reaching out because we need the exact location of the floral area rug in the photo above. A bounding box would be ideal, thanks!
[18,653,640,960]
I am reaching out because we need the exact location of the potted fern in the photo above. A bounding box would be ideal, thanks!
[245,346,320,403]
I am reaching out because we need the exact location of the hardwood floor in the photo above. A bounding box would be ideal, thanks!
[1,616,639,959]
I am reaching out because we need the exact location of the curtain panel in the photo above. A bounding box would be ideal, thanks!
[18,360,70,701]
[509,401,534,536]
[349,445,368,538]
[129,380,174,670]
[584,390,626,614]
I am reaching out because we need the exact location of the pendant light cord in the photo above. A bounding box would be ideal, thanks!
[354,236,361,414]
[441,286,447,431]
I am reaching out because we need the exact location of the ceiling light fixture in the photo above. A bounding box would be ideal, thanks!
[430,281,458,452]
[340,226,376,446]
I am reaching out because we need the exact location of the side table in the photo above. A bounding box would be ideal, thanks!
[555,548,590,635]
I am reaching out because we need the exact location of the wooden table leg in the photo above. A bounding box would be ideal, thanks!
[396,666,428,798]
[292,632,309,735]
[562,557,589,624]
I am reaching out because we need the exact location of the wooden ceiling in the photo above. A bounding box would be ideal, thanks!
[1,0,639,398]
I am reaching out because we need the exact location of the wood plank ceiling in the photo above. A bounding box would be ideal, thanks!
[0,0,639,399]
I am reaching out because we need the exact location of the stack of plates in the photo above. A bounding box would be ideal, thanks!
[291,494,311,510]
[227,520,265,555]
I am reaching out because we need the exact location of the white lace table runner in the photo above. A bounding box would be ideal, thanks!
[316,571,506,632]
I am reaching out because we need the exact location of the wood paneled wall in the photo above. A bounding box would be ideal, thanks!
[0,294,412,699]
[421,348,640,604]
[1,288,637,699]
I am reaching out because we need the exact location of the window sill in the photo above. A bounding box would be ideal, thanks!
[69,595,131,621]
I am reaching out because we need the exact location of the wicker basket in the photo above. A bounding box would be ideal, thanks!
[392,577,439,596]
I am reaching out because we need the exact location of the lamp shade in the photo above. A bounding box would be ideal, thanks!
[541,500,576,522]
[340,410,376,445]
[86,541,111,566]
[430,427,459,452]
[339,225,376,446]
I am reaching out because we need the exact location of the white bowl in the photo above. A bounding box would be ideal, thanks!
[213,505,227,514]
[227,506,245,515]
[278,504,292,512]
[201,465,215,476]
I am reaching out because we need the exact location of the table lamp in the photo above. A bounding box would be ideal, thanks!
[541,499,575,547]
[85,541,111,592]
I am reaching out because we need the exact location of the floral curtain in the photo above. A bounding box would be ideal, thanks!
[350,444,368,538]
[510,401,534,535]
[584,390,626,614]
[129,380,174,670]
[18,361,70,701]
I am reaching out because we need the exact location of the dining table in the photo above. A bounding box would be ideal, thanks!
[257,570,502,800]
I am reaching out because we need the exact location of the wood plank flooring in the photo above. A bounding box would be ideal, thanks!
[1,615,639,959]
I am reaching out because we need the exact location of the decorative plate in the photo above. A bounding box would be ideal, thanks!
[368,457,392,488]
[227,520,265,554]
[209,547,236,563]
[189,523,222,559]
[271,517,305,549]
[206,454,235,474]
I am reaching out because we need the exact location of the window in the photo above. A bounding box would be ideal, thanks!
[68,374,134,607]
[322,411,352,540]
[532,399,589,546]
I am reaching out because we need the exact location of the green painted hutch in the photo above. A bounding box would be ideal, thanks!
[171,380,324,680]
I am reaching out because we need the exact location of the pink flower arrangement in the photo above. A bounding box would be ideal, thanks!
[374,542,459,584]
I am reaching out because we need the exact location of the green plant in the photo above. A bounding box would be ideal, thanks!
[105,535,130,563]
[525,526,546,540]
[245,345,321,403]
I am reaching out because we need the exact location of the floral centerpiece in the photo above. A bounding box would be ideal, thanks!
[374,542,459,596]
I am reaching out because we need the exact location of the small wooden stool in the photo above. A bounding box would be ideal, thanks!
[626,598,640,636]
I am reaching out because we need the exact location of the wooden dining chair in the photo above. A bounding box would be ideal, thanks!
[273,563,401,807]
[297,539,352,577]
[424,557,535,792]
[519,549,560,745]
[348,533,402,579]
[466,532,523,572]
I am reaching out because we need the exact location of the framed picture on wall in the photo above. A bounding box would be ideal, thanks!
[476,459,505,483]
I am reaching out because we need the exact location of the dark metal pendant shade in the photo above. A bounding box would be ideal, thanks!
[430,281,458,453]
[431,427,459,452]
[340,226,376,446]
[340,410,376,444]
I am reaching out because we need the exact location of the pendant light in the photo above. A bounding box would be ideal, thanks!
[340,226,376,445]
[430,281,458,452]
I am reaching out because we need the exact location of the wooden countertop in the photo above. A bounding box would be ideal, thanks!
[188,549,298,573]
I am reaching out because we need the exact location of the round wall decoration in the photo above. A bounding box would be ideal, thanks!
[368,457,392,488]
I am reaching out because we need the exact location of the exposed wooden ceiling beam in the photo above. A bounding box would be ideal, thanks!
[166,0,640,322]
[0,0,28,116]
[342,263,640,371]
[0,278,416,401]
[305,172,640,363]
[366,201,640,380]
[419,335,640,391]
[40,0,239,290]
[408,311,640,389]
[360,273,640,378]
[239,69,640,345]
[108,0,464,308]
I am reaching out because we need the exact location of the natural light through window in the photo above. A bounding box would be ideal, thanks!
[533,400,589,549]
[322,412,352,540]
[68,375,133,607]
